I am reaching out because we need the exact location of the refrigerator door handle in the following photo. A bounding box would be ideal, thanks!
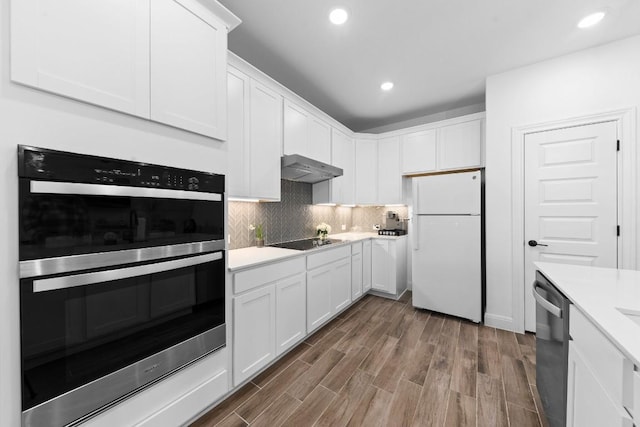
[413,179,419,250]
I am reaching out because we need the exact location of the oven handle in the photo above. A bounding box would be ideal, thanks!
[32,251,223,293]
[30,180,222,202]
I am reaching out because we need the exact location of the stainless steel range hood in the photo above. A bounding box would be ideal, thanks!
[281,154,343,184]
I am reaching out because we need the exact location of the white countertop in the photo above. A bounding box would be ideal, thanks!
[228,232,406,271]
[535,262,640,366]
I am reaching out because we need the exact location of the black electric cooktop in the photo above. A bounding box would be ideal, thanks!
[268,238,343,251]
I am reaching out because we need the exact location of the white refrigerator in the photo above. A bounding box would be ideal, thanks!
[412,170,482,322]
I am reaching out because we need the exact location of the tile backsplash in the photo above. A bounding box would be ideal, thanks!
[228,180,408,249]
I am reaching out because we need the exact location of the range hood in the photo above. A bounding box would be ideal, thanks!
[281,154,343,184]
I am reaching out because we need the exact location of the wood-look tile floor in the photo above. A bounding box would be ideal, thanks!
[191,292,548,427]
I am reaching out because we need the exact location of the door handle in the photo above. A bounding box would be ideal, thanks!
[528,240,548,247]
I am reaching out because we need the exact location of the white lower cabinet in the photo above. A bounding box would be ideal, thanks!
[233,286,276,386]
[567,342,632,427]
[332,258,352,313]
[566,306,634,427]
[307,264,333,333]
[371,238,407,298]
[351,243,363,300]
[275,273,306,356]
[363,240,372,292]
[306,246,352,333]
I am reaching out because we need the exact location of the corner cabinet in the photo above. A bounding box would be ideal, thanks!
[227,65,282,201]
[10,0,239,139]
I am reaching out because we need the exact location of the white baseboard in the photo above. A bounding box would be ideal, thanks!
[483,313,515,332]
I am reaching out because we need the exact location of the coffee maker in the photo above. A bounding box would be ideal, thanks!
[380,211,407,235]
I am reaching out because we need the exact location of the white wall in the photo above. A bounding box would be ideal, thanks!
[0,0,229,424]
[485,35,640,332]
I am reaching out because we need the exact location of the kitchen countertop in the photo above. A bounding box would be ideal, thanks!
[535,262,640,366]
[228,232,406,271]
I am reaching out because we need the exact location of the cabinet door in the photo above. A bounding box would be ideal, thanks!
[372,239,394,293]
[351,253,363,300]
[308,117,331,164]
[249,81,282,200]
[307,266,333,333]
[363,240,372,292]
[402,129,437,174]
[150,0,228,139]
[313,129,354,205]
[355,139,378,204]
[233,286,276,386]
[276,273,306,356]
[11,0,150,117]
[331,258,352,313]
[567,342,632,427]
[437,120,482,170]
[377,136,402,204]
[283,100,309,157]
[226,67,250,198]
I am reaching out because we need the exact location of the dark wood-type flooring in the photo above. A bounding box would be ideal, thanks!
[192,292,548,427]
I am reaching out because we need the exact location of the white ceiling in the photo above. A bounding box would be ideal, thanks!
[218,0,640,131]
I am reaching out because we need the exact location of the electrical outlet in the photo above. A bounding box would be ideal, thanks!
[341,224,346,231]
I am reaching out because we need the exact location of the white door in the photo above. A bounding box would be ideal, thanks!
[524,121,618,331]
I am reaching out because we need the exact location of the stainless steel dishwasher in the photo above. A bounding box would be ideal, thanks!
[533,270,571,427]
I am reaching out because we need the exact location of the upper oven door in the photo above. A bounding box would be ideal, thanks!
[19,179,223,261]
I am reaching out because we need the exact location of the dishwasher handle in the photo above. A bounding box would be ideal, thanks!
[532,281,563,318]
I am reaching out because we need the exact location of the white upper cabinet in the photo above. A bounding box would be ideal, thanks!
[401,129,437,174]
[11,0,151,117]
[227,67,250,198]
[249,80,282,200]
[355,138,378,205]
[400,115,484,175]
[150,0,228,139]
[312,128,355,205]
[283,99,331,163]
[227,65,282,201]
[377,136,402,204]
[11,0,238,139]
[308,117,331,164]
[437,119,483,171]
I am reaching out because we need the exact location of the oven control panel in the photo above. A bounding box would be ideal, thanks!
[18,146,223,193]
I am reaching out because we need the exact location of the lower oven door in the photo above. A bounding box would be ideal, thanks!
[20,251,226,427]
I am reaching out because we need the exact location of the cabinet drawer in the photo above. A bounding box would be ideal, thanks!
[307,245,351,270]
[234,257,305,294]
[351,241,363,255]
[570,306,633,406]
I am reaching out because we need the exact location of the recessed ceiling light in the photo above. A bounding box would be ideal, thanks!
[329,8,348,25]
[577,11,606,29]
[380,81,394,91]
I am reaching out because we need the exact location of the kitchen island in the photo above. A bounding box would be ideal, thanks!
[535,262,640,426]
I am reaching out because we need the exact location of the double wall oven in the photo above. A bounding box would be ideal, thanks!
[18,146,226,426]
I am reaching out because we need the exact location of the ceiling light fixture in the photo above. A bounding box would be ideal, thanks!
[380,81,394,91]
[577,11,606,28]
[329,8,348,25]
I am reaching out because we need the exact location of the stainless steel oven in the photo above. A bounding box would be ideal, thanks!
[18,146,226,426]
